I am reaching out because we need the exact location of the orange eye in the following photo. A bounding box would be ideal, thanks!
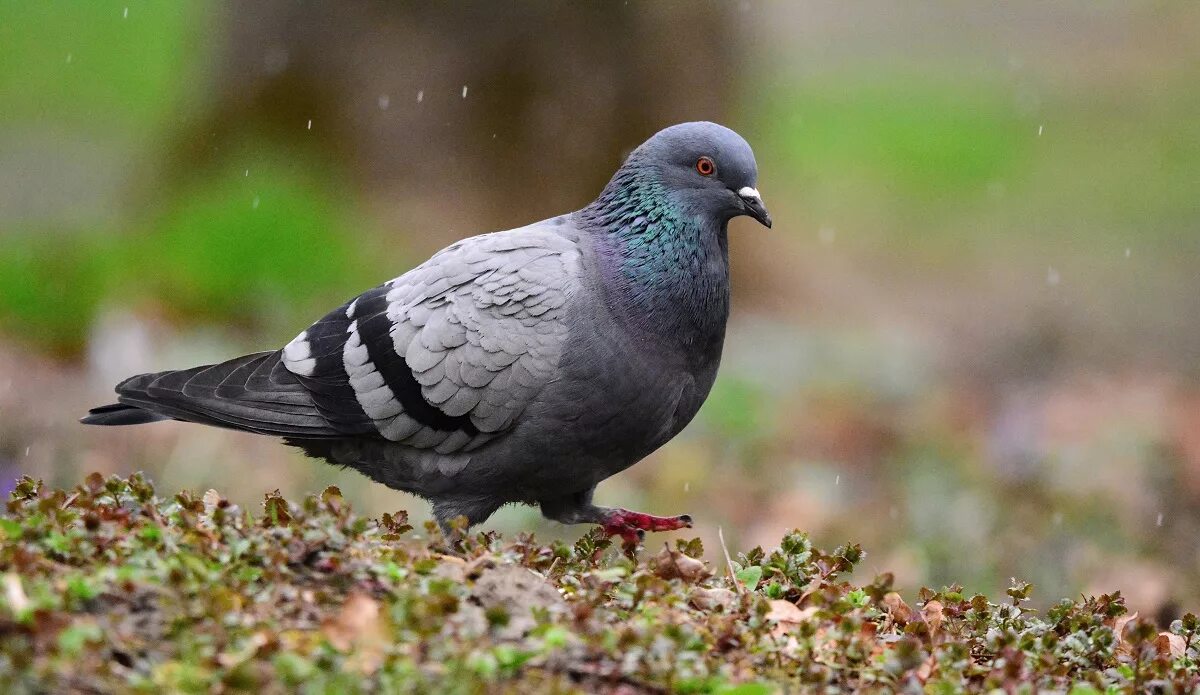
[695,156,715,176]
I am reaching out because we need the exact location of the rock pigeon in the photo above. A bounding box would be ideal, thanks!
[82,121,771,543]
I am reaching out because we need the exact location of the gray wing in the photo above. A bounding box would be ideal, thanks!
[281,225,581,456]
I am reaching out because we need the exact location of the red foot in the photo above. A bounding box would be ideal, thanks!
[600,509,693,545]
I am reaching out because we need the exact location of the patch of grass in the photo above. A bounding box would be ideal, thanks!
[2,473,1197,692]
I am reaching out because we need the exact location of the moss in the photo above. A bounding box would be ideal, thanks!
[0,473,1196,693]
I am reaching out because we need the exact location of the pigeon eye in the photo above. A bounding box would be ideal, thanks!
[695,156,716,177]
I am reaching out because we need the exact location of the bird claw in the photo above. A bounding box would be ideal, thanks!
[600,509,693,545]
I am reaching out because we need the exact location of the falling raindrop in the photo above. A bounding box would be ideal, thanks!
[24,446,30,457]
[462,85,469,99]
[378,94,390,110]
[1157,512,1164,527]
[684,482,690,493]
[835,474,840,486]
[66,53,73,63]
[123,7,128,19]
[244,169,249,177]
[306,119,312,130]
[252,196,260,210]
[416,89,424,103]
[1037,124,1043,136]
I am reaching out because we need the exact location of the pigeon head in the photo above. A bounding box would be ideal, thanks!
[581,122,764,340]
[622,121,771,229]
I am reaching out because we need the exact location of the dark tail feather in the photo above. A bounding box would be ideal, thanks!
[81,403,170,426]
[81,350,345,438]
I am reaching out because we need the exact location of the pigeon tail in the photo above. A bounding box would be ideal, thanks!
[81,351,345,438]
[81,403,170,426]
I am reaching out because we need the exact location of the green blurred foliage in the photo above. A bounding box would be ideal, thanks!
[764,75,1033,208]
[0,153,378,352]
[0,233,116,349]
[756,69,1200,254]
[0,2,386,352]
[0,1,207,135]
[131,155,377,332]
[701,376,769,441]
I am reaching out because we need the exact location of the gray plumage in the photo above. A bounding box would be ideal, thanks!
[83,121,772,541]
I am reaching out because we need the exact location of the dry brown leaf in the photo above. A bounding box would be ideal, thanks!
[916,655,937,682]
[923,599,944,636]
[1111,611,1139,655]
[766,599,816,637]
[689,587,738,612]
[653,544,710,583]
[883,592,913,624]
[322,592,387,674]
[1112,612,1138,640]
[1111,611,1138,635]
[1156,631,1186,659]
[323,592,382,650]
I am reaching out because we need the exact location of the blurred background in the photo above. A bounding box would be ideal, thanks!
[2,1,1198,619]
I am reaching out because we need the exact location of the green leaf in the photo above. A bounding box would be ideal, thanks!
[273,653,315,684]
[493,645,535,674]
[56,622,103,656]
[65,574,100,602]
[735,566,763,591]
[0,517,22,539]
[43,532,70,554]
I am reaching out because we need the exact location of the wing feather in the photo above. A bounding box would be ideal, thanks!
[280,224,580,457]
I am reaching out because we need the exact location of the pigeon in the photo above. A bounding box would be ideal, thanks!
[82,121,771,543]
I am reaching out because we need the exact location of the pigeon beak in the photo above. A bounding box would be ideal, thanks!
[737,187,772,229]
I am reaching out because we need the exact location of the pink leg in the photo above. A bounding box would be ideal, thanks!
[539,492,693,546]
[600,509,693,544]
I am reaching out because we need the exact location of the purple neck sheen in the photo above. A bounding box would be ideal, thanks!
[581,162,732,355]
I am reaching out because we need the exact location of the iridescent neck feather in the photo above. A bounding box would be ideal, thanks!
[580,160,731,353]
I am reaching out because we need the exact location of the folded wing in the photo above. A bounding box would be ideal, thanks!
[282,226,580,455]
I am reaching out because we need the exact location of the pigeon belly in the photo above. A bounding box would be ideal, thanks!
[453,273,726,503]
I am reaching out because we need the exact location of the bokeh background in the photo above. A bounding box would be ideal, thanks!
[3,1,1199,620]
